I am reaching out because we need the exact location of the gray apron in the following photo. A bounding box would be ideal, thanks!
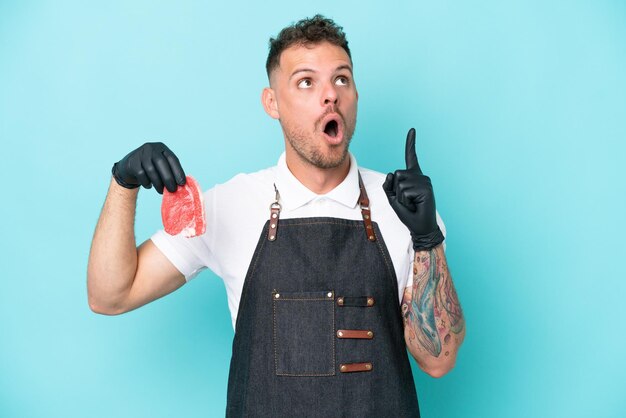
[226,174,420,417]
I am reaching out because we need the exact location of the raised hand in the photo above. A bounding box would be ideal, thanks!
[112,142,186,194]
[382,128,444,251]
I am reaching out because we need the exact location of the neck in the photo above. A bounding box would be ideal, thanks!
[285,150,351,195]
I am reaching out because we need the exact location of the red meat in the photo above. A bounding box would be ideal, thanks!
[161,175,206,237]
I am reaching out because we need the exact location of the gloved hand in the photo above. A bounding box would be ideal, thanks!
[382,128,444,251]
[112,142,186,194]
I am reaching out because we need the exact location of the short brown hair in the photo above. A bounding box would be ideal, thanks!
[266,15,352,78]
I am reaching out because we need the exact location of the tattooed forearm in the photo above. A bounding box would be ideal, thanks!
[439,264,464,333]
[402,245,464,359]
[407,251,441,356]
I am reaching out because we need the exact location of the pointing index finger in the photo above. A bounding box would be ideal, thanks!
[404,128,422,174]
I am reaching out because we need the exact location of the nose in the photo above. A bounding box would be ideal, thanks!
[322,82,338,106]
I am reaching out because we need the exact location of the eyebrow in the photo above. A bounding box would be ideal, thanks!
[289,64,354,81]
[289,68,316,80]
[335,64,353,75]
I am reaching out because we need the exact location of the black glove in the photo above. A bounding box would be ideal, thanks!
[112,142,186,194]
[382,128,444,251]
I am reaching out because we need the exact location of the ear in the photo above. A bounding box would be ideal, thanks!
[261,88,280,119]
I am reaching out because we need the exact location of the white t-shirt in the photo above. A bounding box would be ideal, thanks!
[151,152,445,329]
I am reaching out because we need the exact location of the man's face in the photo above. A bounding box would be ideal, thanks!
[264,42,358,169]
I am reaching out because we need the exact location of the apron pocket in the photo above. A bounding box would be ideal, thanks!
[272,290,335,376]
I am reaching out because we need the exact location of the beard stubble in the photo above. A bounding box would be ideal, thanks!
[282,107,357,169]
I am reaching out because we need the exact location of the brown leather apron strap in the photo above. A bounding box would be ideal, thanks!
[268,184,281,241]
[269,173,376,242]
[358,172,376,242]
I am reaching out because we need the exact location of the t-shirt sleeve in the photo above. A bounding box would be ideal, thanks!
[150,230,208,281]
[150,187,217,281]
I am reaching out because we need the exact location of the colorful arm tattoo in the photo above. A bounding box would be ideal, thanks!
[402,246,464,357]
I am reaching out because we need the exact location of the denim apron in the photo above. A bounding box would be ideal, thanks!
[226,174,420,417]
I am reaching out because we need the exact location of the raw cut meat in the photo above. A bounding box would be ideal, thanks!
[161,175,206,237]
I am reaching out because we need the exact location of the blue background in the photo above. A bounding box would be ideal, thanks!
[1,1,625,417]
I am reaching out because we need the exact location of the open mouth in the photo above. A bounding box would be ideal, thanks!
[324,120,339,138]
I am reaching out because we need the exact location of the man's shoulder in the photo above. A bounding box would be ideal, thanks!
[204,165,278,208]
[221,165,277,188]
[356,165,387,189]
[355,165,395,217]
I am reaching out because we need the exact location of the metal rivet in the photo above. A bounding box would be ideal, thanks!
[369,235,374,240]
[367,331,373,338]
[367,298,374,306]
[340,365,347,372]
[365,364,372,370]
[327,292,333,298]
[272,213,277,218]
[337,297,344,305]
[337,331,343,337]
[274,293,280,299]
[271,224,276,229]
[364,214,369,219]
[269,236,275,240]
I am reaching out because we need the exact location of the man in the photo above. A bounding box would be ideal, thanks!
[88,15,465,417]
